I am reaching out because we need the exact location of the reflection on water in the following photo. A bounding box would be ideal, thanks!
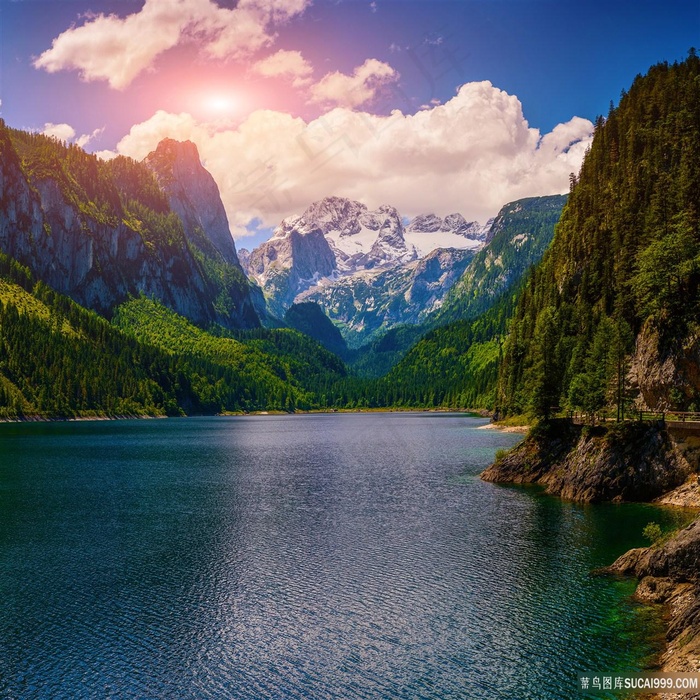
[0,414,680,698]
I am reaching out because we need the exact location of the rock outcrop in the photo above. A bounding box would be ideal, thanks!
[630,320,700,411]
[483,417,700,679]
[605,519,700,676]
[481,420,690,503]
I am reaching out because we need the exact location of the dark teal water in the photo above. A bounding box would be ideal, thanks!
[0,413,684,699]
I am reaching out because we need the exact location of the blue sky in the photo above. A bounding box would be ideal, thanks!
[1,0,697,245]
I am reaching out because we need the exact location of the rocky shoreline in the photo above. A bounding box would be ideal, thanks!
[603,519,700,683]
[481,419,700,694]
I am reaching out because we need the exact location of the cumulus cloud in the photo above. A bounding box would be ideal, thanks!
[109,81,593,238]
[309,59,399,109]
[42,122,76,142]
[34,0,311,90]
[251,49,313,87]
[42,122,105,148]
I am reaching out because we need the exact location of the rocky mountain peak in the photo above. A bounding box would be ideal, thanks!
[408,212,488,240]
[144,139,240,267]
[302,197,368,237]
[407,214,442,233]
[244,196,494,319]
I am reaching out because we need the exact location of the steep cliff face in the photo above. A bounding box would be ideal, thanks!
[481,421,690,503]
[0,128,44,265]
[144,138,241,267]
[0,126,259,328]
[247,224,337,317]
[630,320,700,411]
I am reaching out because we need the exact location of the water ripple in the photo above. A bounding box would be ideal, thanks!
[0,414,677,699]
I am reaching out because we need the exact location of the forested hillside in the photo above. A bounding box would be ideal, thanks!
[113,297,347,411]
[434,195,566,325]
[497,52,700,418]
[0,254,347,418]
[375,290,518,408]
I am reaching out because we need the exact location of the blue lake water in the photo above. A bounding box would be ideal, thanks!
[0,413,683,699]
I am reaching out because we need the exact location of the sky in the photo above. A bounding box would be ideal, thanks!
[1,0,698,249]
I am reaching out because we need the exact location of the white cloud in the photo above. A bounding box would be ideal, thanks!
[309,58,399,109]
[251,49,313,87]
[34,0,311,90]
[109,81,593,239]
[76,126,106,149]
[42,122,76,141]
[41,122,105,149]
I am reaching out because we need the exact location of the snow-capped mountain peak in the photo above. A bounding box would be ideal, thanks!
[244,196,486,316]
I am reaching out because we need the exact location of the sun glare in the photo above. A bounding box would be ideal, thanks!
[204,94,237,114]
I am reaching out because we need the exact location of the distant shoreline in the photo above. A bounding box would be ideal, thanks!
[0,407,491,425]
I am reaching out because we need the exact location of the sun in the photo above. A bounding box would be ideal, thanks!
[203,93,237,114]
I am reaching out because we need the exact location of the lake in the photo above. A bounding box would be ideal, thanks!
[0,413,682,698]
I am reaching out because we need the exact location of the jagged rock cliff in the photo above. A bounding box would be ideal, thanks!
[0,126,259,328]
[144,138,241,267]
[481,421,690,503]
[407,212,489,241]
[246,223,337,317]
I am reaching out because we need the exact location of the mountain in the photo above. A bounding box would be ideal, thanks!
[245,195,561,349]
[144,138,242,267]
[246,218,336,317]
[0,125,259,329]
[478,55,700,677]
[433,195,567,325]
[377,289,518,408]
[245,197,485,322]
[339,195,566,375]
[283,302,348,357]
[299,246,476,347]
[407,212,491,242]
